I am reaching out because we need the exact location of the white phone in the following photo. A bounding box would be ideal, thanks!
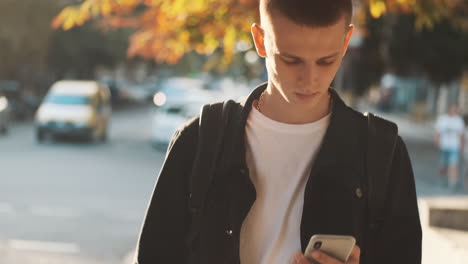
[304,234,356,263]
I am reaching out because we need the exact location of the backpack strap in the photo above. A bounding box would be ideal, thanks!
[186,100,238,245]
[364,112,398,260]
[366,112,398,226]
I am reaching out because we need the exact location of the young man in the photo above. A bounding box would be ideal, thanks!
[435,104,465,189]
[135,0,422,263]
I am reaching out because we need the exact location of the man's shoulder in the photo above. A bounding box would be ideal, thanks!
[177,115,200,136]
[343,105,398,133]
[175,99,244,136]
[344,105,367,121]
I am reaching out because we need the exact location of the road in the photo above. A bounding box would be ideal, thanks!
[0,106,165,264]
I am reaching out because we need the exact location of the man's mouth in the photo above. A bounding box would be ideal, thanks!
[295,92,319,100]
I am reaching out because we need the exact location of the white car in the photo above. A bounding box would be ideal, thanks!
[151,78,218,148]
[35,80,111,142]
[151,102,203,147]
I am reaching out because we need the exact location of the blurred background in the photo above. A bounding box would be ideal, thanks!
[0,0,467,263]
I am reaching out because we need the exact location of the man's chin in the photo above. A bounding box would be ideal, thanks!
[285,92,332,112]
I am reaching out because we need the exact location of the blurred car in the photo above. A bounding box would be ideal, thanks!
[35,80,111,142]
[0,80,28,120]
[151,102,203,147]
[152,77,225,106]
[100,79,120,103]
[151,77,217,147]
[0,93,9,134]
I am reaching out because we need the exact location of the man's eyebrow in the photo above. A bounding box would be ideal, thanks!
[318,52,340,60]
[278,52,302,59]
[279,52,340,60]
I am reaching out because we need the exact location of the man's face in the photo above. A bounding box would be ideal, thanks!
[252,10,353,109]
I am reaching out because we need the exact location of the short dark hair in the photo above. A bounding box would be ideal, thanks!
[260,0,353,28]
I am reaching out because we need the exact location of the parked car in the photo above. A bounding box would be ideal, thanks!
[100,79,120,103]
[0,93,9,134]
[0,80,28,120]
[151,78,217,148]
[152,77,211,105]
[35,80,111,142]
[151,102,203,148]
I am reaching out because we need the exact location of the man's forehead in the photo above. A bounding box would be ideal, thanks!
[265,23,345,57]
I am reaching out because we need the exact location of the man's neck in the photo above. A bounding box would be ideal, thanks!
[257,83,332,124]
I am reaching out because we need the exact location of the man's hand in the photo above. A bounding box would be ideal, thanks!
[290,245,360,264]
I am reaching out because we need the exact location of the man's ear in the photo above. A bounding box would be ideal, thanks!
[251,23,267,58]
[342,24,355,57]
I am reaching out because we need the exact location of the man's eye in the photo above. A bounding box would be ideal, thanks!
[282,58,301,65]
[317,60,334,66]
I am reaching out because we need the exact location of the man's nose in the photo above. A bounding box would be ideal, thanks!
[298,65,319,87]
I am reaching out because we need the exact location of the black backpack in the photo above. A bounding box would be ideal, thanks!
[187,100,398,262]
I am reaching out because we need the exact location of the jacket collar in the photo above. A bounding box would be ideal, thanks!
[238,82,362,169]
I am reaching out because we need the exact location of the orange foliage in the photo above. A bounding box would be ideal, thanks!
[53,0,257,64]
[52,0,466,64]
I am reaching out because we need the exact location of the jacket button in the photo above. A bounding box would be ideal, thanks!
[226,229,233,236]
[239,168,246,175]
[355,188,363,199]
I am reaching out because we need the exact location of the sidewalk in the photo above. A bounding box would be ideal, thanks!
[419,199,468,263]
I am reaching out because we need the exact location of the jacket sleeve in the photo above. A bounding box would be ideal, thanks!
[375,136,422,263]
[134,120,198,263]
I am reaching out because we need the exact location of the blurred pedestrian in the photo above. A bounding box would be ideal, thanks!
[134,0,422,264]
[435,104,465,189]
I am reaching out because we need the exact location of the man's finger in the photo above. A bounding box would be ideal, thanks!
[347,245,361,263]
[349,245,360,259]
[310,250,343,264]
[291,251,312,264]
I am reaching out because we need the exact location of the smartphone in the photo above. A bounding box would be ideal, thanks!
[304,234,356,263]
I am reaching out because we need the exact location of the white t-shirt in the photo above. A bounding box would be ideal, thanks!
[435,114,465,150]
[239,106,331,264]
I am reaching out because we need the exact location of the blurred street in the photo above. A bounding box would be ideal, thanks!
[0,106,165,264]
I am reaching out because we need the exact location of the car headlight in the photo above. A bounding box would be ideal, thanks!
[153,92,166,106]
[0,96,8,112]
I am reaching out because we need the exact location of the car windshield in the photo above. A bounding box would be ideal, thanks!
[45,95,91,105]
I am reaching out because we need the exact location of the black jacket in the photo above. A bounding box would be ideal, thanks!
[135,83,422,264]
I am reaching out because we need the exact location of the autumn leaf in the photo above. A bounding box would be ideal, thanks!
[370,0,387,18]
